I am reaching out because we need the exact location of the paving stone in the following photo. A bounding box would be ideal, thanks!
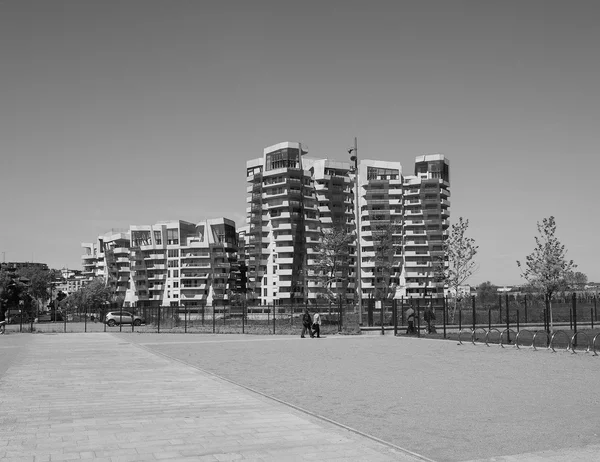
[0,334,421,461]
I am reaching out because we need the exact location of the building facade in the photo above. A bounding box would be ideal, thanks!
[245,142,451,307]
[125,218,238,308]
[245,142,319,306]
[402,154,451,302]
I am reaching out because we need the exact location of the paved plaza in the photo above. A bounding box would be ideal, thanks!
[1,332,600,461]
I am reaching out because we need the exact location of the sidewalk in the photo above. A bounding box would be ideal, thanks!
[0,333,423,462]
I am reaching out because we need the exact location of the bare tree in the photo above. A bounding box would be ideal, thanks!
[437,217,478,321]
[517,216,575,331]
[312,226,354,307]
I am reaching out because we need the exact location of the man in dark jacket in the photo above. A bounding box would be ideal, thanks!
[301,308,314,338]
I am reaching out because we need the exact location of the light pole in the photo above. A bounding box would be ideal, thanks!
[348,137,362,325]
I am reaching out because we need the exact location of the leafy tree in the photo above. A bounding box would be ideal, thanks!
[311,226,354,305]
[15,266,54,302]
[436,217,478,321]
[476,281,498,307]
[565,271,588,291]
[372,222,402,302]
[65,277,112,316]
[517,216,576,331]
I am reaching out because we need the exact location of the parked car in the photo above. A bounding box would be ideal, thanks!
[104,311,144,327]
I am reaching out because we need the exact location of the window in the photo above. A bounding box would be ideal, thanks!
[263,288,268,296]
[167,229,179,245]
[168,260,178,268]
[173,270,179,278]
[154,230,162,245]
[173,282,179,288]
[168,249,179,258]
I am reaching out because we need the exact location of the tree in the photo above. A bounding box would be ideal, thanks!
[65,277,112,317]
[517,216,576,331]
[565,271,588,292]
[437,217,478,321]
[372,222,402,302]
[476,281,498,307]
[15,266,55,302]
[312,226,354,306]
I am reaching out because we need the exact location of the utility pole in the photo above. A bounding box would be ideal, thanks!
[349,138,362,325]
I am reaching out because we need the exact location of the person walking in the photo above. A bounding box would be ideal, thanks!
[312,311,321,338]
[405,306,416,335]
[424,303,437,334]
[301,308,314,338]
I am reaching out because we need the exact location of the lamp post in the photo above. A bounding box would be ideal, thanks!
[348,137,362,325]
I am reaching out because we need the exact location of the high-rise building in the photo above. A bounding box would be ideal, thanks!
[402,154,450,302]
[245,142,319,306]
[245,142,450,307]
[356,160,404,301]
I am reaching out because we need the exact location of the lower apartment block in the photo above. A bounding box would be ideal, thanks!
[81,218,239,308]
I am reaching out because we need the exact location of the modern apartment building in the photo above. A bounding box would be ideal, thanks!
[125,218,238,308]
[81,230,131,299]
[402,154,451,301]
[245,142,320,306]
[245,142,451,306]
[356,160,404,301]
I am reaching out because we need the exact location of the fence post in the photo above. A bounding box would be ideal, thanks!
[63,305,66,333]
[273,304,276,335]
[516,309,520,332]
[157,306,161,333]
[572,292,577,349]
[212,305,216,333]
[595,295,597,322]
[545,294,550,336]
[84,304,88,333]
[505,293,510,343]
[524,295,528,324]
[458,308,462,331]
[569,306,573,330]
[498,295,502,324]
[393,299,398,336]
[184,304,188,334]
[471,296,476,330]
[202,300,205,325]
[242,300,245,334]
[488,307,491,331]
[591,307,594,330]
[380,299,384,335]
[443,296,447,339]
[416,299,421,338]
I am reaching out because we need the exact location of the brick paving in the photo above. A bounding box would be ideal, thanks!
[0,333,423,461]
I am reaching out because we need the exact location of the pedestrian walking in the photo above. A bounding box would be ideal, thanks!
[424,303,437,334]
[301,308,314,338]
[406,306,416,335]
[312,311,321,338]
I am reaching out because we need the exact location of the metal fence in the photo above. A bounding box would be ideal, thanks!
[5,293,598,337]
[5,301,360,335]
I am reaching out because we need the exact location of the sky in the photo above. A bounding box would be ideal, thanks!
[1,0,599,286]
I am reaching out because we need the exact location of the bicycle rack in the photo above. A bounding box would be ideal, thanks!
[485,328,502,347]
[570,332,591,354]
[593,333,600,356]
[499,329,516,348]
[515,329,534,350]
[550,331,571,353]
[471,327,487,345]
[532,331,550,351]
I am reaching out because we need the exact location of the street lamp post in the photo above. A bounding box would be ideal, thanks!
[348,137,362,325]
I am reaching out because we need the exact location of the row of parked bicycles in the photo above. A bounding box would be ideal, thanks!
[458,327,600,355]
